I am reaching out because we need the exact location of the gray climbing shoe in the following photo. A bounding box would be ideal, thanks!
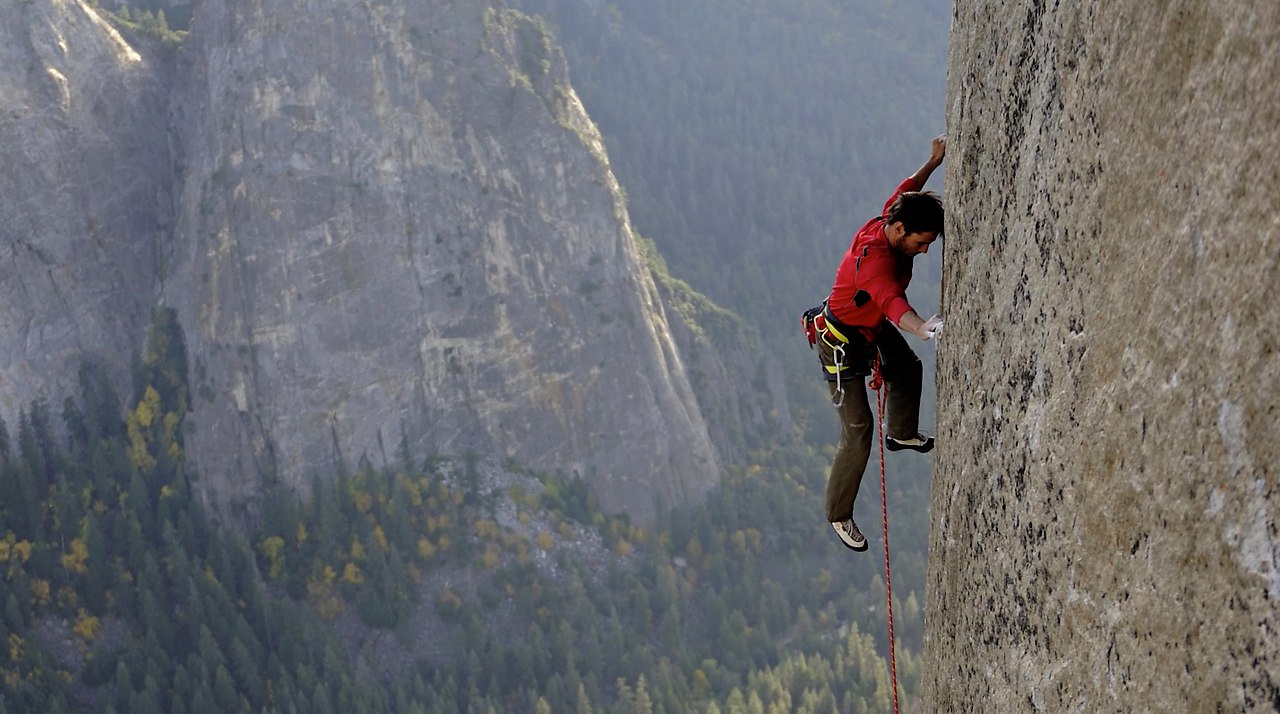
[886,432,935,453]
[831,519,868,552]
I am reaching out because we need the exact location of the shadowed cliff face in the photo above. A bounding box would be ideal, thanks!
[163,0,719,521]
[927,2,1279,711]
[0,0,170,412]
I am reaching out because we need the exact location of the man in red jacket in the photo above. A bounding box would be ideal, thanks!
[817,135,946,552]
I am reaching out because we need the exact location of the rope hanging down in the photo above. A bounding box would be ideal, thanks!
[868,358,899,714]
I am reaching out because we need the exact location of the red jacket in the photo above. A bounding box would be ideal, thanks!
[826,177,920,340]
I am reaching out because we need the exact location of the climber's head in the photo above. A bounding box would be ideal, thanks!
[885,191,943,257]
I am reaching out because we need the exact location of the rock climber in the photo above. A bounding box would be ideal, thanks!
[813,135,946,552]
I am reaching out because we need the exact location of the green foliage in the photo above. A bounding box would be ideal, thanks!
[0,310,923,711]
[91,2,188,47]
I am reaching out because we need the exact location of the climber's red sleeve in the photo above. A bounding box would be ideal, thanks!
[855,245,913,325]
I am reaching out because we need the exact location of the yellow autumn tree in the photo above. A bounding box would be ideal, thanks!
[259,536,285,578]
[417,538,437,561]
[480,544,501,570]
[30,579,51,606]
[342,562,363,584]
[162,410,183,461]
[72,610,101,642]
[126,386,161,472]
[307,566,343,620]
[537,531,555,551]
[60,538,89,575]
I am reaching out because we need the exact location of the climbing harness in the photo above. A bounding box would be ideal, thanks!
[803,242,879,408]
[801,301,874,409]
[869,357,900,714]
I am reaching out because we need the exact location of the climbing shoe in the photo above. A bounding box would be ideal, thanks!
[831,519,868,552]
[886,432,935,453]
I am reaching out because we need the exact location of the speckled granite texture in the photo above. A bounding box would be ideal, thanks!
[925,2,1280,711]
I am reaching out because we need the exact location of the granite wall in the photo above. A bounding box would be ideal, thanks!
[925,1,1280,710]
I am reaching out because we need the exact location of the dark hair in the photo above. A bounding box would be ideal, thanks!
[885,191,944,237]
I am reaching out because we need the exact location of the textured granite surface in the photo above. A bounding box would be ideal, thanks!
[924,2,1280,710]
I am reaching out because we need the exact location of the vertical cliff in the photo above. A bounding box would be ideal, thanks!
[926,1,1280,711]
[0,0,759,525]
[0,0,170,412]
[162,0,719,520]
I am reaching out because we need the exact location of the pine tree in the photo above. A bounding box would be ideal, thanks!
[189,683,219,714]
[113,660,135,712]
[14,411,45,537]
[28,398,58,483]
[62,396,89,456]
[633,675,654,714]
[0,414,10,463]
[311,682,335,714]
[78,362,124,441]
[212,664,238,712]
[576,682,594,714]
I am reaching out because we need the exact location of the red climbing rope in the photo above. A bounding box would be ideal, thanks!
[869,358,899,714]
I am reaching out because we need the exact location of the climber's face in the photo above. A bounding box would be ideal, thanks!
[901,231,937,256]
[886,221,937,257]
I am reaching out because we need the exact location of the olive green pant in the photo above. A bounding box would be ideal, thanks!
[817,324,921,523]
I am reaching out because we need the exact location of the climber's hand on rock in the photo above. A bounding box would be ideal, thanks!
[930,135,946,165]
[920,314,944,340]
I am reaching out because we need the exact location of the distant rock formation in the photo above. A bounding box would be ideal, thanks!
[0,0,788,524]
[162,0,725,522]
[926,2,1279,710]
[0,0,170,416]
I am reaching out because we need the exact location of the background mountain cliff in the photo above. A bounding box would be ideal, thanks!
[926,1,1280,710]
[161,0,743,522]
[0,0,796,524]
[0,0,171,423]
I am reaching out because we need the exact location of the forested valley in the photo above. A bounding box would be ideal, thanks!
[2,311,918,712]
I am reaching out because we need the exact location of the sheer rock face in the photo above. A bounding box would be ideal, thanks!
[1,0,731,524]
[162,0,719,521]
[926,2,1279,711]
[0,0,170,413]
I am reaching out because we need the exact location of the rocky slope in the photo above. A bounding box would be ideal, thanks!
[925,1,1280,710]
[0,0,782,524]
[0,0,171,415]
[160,0,725,522]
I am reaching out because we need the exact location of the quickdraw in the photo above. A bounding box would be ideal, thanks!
[823,317,849,408]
